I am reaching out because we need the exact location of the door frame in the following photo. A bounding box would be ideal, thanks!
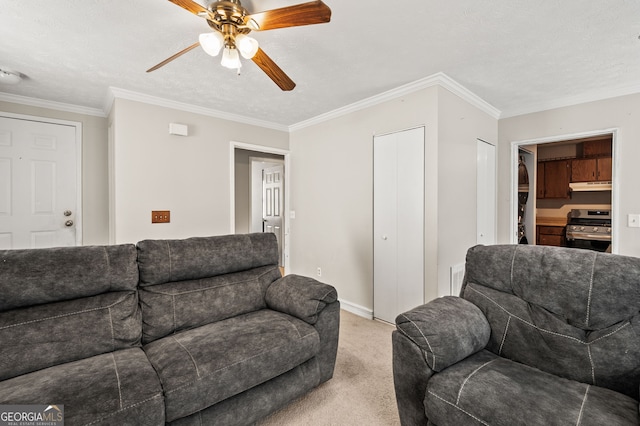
[230,141,290,270]
[249,157,284,234]
[509,128,619,253]
[0,111,83,246]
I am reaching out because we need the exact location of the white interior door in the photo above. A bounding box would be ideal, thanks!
[374,127,425,323]
[477,139,496,245]
[0,115,80,249]
[263,164,284,266]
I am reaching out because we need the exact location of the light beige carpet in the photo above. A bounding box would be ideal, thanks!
[258,310,401,426]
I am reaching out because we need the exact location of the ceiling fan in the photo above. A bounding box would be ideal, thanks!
[147,0,332,91]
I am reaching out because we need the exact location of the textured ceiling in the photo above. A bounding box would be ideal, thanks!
[1,0,640,127]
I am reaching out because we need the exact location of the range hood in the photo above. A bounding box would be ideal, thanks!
[569,181,612,192]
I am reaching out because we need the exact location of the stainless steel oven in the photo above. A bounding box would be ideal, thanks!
[565,209,611,252]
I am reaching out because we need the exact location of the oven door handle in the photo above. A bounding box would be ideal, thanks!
[566,233,612,242]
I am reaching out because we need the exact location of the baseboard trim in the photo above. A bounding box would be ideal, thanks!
[339,299,373,320]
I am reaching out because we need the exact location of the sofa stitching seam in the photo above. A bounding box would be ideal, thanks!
[586,345,596,385]
[173,336,201,378]
[510,246,518,287]
[111,353,124,410]
[166,241,173,282]
[81,393,163,426]
[398,313,436,370]
[143,268,277,296]
[0,296,132,330]
[585,252,597,327]
[427,391,490,425]
[498,315,511,355]
[456,359,497,405]
[108,307,116,352]
[467,285,630,345]
[576,385,590,425]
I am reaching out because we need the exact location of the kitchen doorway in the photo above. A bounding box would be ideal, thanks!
[510,130,618,253]
[231,142,290,271]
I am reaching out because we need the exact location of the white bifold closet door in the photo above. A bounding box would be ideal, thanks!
[373,127,424,323]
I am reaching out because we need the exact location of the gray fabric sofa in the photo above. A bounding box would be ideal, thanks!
[392,244,640,425]
[0,233,339,425]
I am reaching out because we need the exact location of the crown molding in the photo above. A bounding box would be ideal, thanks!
[288,72,502,132]
[500,82,640,119]
[0,91,106,117]
[106,87,289,132]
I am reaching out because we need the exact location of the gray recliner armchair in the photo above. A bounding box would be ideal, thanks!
[392,244,640,425]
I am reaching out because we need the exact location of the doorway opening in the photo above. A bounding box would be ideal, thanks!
[510,130,618,253]
[231,142,290,273]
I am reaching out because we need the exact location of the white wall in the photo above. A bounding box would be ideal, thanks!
[436,88,498,295]
[289,86,498,315]
[0,101,109,245]
[110,98,289,244]
[498,93,640,256]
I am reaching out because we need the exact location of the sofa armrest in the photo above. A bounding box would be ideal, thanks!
[265,274,338,325]
[395,296,490,372]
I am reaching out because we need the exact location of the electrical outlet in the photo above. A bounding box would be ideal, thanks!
[628,214,640,228]
[316,267,322,277]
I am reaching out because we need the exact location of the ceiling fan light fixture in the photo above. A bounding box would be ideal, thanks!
[221,47,242,69]
[236,34,259,59]
[199,32,224,56]
[0,68,22,85]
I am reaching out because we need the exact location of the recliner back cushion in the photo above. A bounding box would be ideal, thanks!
[136,233,282,344]
[0,245,139,311]
[139,266,282,343]
[461,245,640,399]
[0,244,141,380]
[136,233,279,286]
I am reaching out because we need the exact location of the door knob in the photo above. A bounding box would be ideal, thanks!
[382,235,388,240]
[63,210,72,216]
[65,220,74,227]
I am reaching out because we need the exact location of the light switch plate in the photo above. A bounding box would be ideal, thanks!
[628,214,640,228]
[152,210,170,223]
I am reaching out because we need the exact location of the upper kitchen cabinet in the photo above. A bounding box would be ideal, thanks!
[537,159,571,199]
[571,137,613,182]
[582,139,612,157]
[571,157,612,182]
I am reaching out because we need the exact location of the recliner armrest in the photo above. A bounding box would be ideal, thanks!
[395,296,490,372]
[265,274,338,325]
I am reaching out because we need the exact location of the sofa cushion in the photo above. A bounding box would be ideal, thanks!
[0,291,141,381]
[144,309,320,422]
[462,245,640,399]
[0,244,138,311]
[425,350,640,426]
[136,233,279,286]
[0,348,164,426]
[139,265,282,343]
[170,359,320,426]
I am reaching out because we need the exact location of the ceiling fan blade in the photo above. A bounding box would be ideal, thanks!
[251,48,296,91]
[168,0,211,18]
[146,42,200,72]
[246,0,331,31]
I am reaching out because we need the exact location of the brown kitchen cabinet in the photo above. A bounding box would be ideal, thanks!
[583,139,612,157]
[537,159,571,199]
[537,225,566,247]
[571,157,612,182]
